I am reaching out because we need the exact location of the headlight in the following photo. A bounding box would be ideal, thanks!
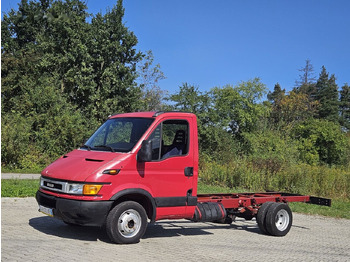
[67,183,84,194]
[67,183,102,195]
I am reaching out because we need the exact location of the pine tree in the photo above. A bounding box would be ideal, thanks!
[294,59,317,101]
[296,59,316,87]
[268,83,285,104]
[339,83,350,130]
[315,66,339,122]
[267,83,285,124]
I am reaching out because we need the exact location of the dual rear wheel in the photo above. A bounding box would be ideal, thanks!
[256,202,293,236]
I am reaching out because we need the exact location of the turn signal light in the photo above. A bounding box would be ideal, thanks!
[83,184,102,195]
[102,169,120,175]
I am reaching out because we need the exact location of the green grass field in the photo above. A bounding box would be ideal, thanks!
[1,179,40,197]
[1,179,348,219]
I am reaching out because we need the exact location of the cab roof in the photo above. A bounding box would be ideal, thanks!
[109,111,195,119]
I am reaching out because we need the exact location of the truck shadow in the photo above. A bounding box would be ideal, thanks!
[29,216,274,243]
[29,217,112,243]
[144,220,261,239]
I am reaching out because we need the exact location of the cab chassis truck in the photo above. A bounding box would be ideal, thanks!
[36,112,331,244]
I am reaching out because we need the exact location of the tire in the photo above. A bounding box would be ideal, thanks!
[265,202,293,236]
[256,202,274,235]
[106,201,148,244]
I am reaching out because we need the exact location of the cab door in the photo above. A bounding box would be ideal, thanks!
[140,117,195,219]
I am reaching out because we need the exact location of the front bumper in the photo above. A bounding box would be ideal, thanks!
[36,190,113,226]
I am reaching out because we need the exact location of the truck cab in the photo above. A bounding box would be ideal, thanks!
[36,111,199,243]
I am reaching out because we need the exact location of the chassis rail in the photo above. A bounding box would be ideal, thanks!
[197,192,331,209]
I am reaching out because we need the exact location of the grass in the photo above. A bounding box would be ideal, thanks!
[2,179,348,219]
[1,179,40,197]
[289,201,350,219]
[1,167,43,174]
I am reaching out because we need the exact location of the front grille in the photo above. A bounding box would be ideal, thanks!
[43,181,63,190]
[40,177,68,193]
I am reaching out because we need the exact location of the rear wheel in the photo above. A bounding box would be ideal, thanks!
[106,201,148,244]
[256,202,274,234]
[265,203,292,236]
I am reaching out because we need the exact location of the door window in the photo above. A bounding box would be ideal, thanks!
[148,120,189,161]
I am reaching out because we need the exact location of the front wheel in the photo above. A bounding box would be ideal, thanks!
[265,202,293,236]
[106,201,148,244]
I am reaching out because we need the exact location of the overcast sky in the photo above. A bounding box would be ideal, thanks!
[2,0,350,95]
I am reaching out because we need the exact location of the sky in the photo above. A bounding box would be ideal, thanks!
[2,0,350,95]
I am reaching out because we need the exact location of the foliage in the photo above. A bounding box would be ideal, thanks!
[292,119,347,165]
[315,66,339,122]
[199,156,349,200]
[209,78,268,137]
[339,83,350,130]
[1,0,144,169]
[137,50,167,111]
[278,91,319,124]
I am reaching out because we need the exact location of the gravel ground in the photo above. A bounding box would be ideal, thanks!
[1,197,350,262]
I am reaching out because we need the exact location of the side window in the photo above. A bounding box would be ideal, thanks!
[148,125,162,160]
[148,120,189,161]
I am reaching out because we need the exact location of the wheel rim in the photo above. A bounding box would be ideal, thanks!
[117,209,142,238]
[275,209,289,231]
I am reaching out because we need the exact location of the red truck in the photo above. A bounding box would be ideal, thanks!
[36,111,331,244]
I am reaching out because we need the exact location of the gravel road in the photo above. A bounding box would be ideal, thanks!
[1,197,349,262]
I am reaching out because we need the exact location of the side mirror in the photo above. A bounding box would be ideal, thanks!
[137,140,152,162]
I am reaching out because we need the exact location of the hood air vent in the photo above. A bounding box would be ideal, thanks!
[85,158,104,162]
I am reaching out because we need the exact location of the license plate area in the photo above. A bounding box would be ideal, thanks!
[39,205,54,217]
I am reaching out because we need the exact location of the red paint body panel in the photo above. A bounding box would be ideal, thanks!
[42,149,126,182]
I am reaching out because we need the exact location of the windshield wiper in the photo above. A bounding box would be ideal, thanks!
[81,144,92,151]
[94,145,115,152]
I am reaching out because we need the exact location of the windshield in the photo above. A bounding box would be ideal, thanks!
[82,117,154,152]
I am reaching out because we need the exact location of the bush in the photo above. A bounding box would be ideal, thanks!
[199,155,350,199]
[292,119,348,166]
[1,113,32,169]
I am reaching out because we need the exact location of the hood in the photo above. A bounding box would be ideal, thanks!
[41,149,126,182]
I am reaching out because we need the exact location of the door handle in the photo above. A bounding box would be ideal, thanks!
[184,167,193,177]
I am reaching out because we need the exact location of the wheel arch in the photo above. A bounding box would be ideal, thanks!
[110,189,156,222]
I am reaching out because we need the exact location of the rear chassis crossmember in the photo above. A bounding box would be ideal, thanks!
[197,192,331,220]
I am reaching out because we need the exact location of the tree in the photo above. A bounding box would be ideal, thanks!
[295,59,316,87]
[293,119,347,165]
[279,91,319,124]
[1,0,144,169]
[87,0,143,121]
[294,59,317,102]
[315,66,339,122]
[268,83,285,104]
[167,83,205,113]
[167,83,223,154]
[267,83,285,124]
[209,78,268,136]
[137,50,167,111]
[339,83,350,130]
